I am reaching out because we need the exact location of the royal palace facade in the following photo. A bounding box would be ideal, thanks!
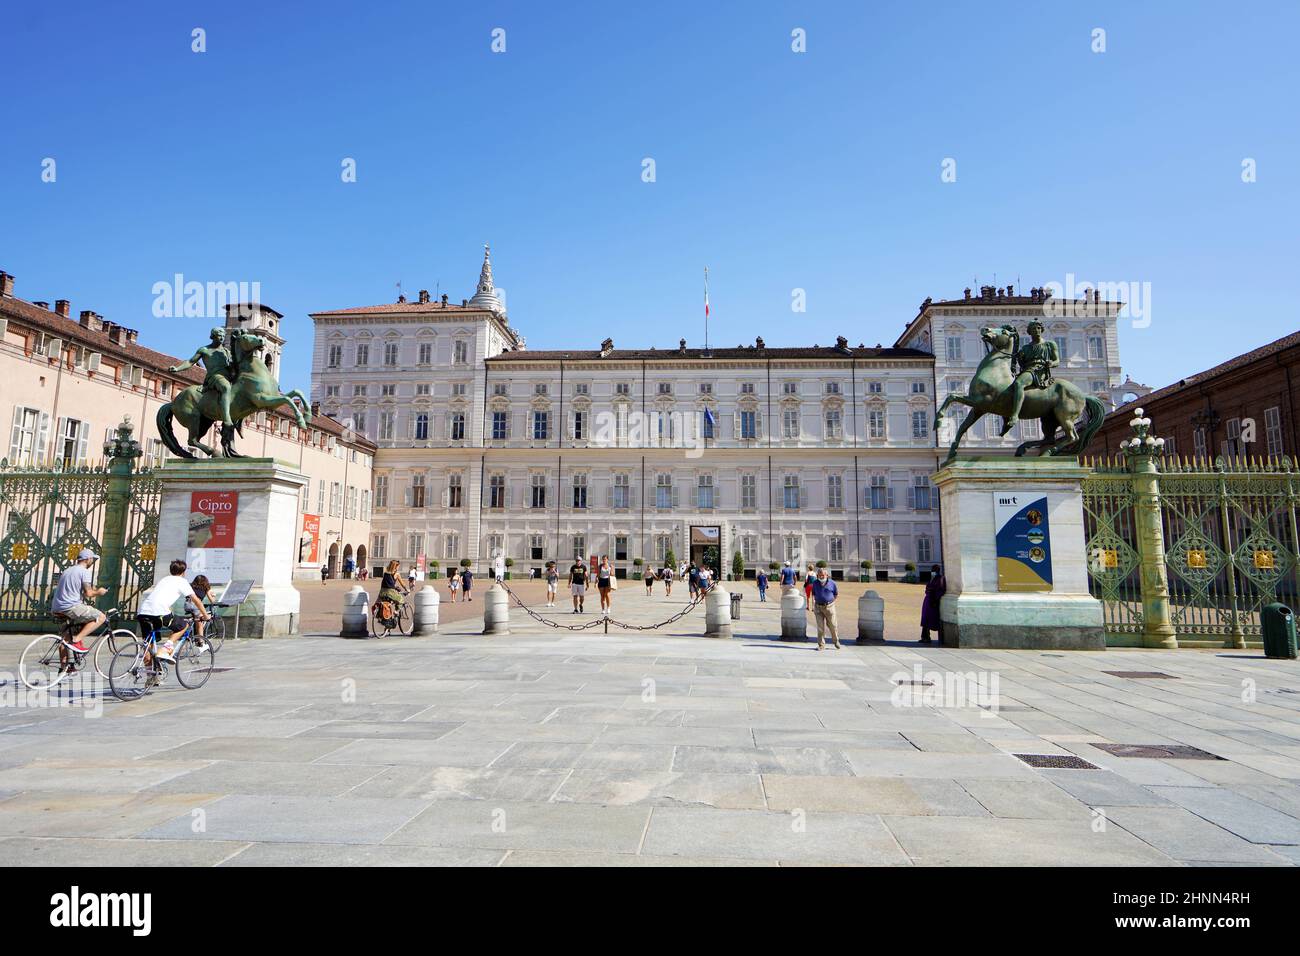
[312,249,1128,580]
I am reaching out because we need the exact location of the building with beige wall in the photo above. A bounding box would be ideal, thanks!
[0,270,373,580]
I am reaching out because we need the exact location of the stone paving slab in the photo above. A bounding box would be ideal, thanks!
[3,585,1300,866]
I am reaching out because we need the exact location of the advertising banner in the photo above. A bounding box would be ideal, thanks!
[186,490,239,584]
[300,514,320,564]
[995,492,1053,592]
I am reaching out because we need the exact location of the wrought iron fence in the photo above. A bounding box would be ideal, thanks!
[1083,451,1300,646]
[0,420,159,632]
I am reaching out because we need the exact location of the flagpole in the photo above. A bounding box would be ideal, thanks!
[703,266,710,357]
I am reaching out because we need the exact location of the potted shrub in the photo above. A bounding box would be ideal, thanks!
[429,559,440,580]
[732,551,745,581]
[632,557,643,581]
[665,549,677,569]
[903,560,918,584]
[459,558,471,569]
[504,557,514,580]
[768,562,779,572]
[860,559,872,583]
[815,560,828,569]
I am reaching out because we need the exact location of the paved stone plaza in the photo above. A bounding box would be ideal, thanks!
[2,584,1300,866]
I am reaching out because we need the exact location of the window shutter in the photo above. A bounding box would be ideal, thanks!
[887,487,895,510]
[800,486,809,510]
[732,413,740,439]
[36,413,50,464]
[404,486,412,507]
[606,485,613,508]
[672,486,680,510]
[505,487,513,509]
[76,421,90,466]
[755,411,763,437]
[908,485,916,509]
[441,488,450,508]
[46,338,63,362]
[8,408,23,462]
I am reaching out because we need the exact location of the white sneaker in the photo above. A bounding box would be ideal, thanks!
[154,641,176,663]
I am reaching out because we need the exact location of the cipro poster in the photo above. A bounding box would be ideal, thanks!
[994,492,1053,592]
[300,514,321,564]
[186,491,239,584]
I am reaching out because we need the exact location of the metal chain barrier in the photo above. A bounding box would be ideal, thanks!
[496,580,710,633]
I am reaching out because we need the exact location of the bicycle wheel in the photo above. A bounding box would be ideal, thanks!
[369,604,382,638]
[397,601,413,636]
[205,614,226,654]
[175,639,215,689]
[20,635,74,690]
[92,629,137,681]
[107,641,152,701]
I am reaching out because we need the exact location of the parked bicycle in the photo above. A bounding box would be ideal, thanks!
[107,611,216,701]
[19,608,135,690]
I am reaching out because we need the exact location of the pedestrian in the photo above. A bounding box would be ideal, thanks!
[920,564,945,644]
[494,554,506,583]
[569,556,588,613]
[545,561,559,607]
[644,566,655,595]
[756,567,768,602]
[449,570,461,602]
[661,563,674,597]
[320,563,329,586]
[407,566,417,589]
[804,564,815,605]
[810,565,841,651]
[687,564,700,599]
[597,555,613,611]
[779,560,796,588]
[343,555,354,579]
[462,566,474,602]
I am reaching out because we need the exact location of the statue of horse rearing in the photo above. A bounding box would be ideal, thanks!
[157,332,310,459]
[934,324,1106,463]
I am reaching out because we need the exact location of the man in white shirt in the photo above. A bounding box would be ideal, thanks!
[136,558,210,662]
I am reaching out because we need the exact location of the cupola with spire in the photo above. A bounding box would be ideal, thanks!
[468,243,506,315]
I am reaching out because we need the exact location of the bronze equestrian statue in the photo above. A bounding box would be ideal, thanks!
[934,322,1106,462]
[157,329,310,459]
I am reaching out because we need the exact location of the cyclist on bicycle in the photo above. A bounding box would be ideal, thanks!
[137,559,210,663]
[376,559,407,619]
[50,548,108,653]
[190,574,217,645]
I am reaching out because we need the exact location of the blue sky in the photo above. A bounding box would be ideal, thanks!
[3,0,1297,391]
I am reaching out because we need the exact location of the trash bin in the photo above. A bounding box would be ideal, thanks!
[729,592,742,620]
[1262,603,1297,659]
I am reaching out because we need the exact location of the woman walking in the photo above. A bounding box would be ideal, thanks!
[661,563,674,597]
[920,564,945,644]
[545,561,559,607]
[449,570,461,603]
[597,555,614,611]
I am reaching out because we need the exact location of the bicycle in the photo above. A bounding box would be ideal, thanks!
[370,596,412,637]
[200,600,228,653]
[19,609,135,690]
[107,611,216,701]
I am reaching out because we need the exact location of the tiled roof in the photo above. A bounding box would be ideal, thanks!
[487,346,931,362]
[893,292,1124,347]
[1110,328,1300,417]
[1,294,373,447]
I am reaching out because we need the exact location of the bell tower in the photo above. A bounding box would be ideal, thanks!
[224,302,286,384]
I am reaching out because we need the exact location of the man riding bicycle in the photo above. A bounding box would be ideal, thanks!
[50,548,108,653]
[136,558,211,663]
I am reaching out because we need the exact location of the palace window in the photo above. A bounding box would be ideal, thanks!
[615,536,629,561]
[355,344,369,366]
[530,474,547,509]
[697,474,715,510]
[873,535,890,564]
[1266,406,1283,456]
[444,533,459,559]
[825,409,842,440]
[572,473,588,509]
[830,536,845,562]
[409,474,426,509]
[449,414,466,441]
[327,345,343,368]
[612,473,630,510]
[489,475,506,509]
[573,410,587,440]
[656,474,673,510]
[418,342,432,365]
[917,536,933,564]
[911,411,929,438]
[407,533,424,559]
[383,342,399,366]
[910,475,932,511]
[492,411,509,441]
[869,475,891,510]
[868,409,886,439]
[739,410,758,440]
[453,341,469,365]
[379,411,395,441]
[827,474,843,511]
[1088,336,1104,361]
[413,413,429,441]
[783,475,801,510]
[946,336,962,361]
[783,409,800,440]
[447,474,463,509]
[374,475,388,509]
[530,535,545,560]
[740,474,757,510]
[533,411,550,441]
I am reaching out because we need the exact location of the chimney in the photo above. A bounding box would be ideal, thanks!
[441,293,448,306]
[55,299,70,318]
[418,289,430,304]
[123,327,139,343]
[106,323,125,345]
[33,301,49,310]
[461,299,468,306]
[79,310,100,330]
[964,287,972,300]
[0,272,13,297]
[310,401,320,418]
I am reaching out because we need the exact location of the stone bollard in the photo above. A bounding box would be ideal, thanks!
[857,590,885,643]
[780,586,807,641]
[482,582,510,635]
[340,585,369,638]
[704,587,732,638]
[412,585,440,636]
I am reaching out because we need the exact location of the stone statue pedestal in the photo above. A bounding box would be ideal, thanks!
[154,458,307,638]
[931,457,1104,650]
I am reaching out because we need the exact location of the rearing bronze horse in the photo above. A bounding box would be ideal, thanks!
[934,324,1106,462]
[157,332,310,459]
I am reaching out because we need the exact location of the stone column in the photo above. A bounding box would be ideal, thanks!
[780,586,807,641]
[704,587,731,638]
[857,590,885,643]
[482,582,510,635]
[1127,454,1178,649]
[412,585,440,635]
[341,586,369,638]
